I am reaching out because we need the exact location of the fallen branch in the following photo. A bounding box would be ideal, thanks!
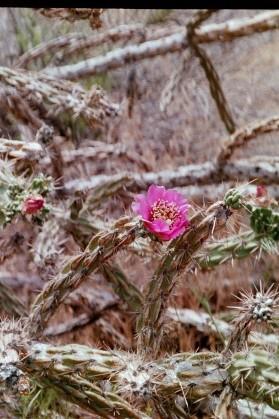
[44,301,118,337]
[167,307,279,348]
[43,11,279,80]
[217,115,279,163]
[16,24,180,69]
[0,272,44,290]
[0,139,149,170]
[65,157,279,193]
[0,139,43,161]
[15,32,87,68]
[177,183,279,201]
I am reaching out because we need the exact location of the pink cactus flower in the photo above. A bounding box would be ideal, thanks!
[256,185,267,198]
[22,196,45,215]
[132,184,190,241]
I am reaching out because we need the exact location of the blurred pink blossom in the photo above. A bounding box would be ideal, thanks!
[132,184,190,241]
[22,196,45,215]
[256,185,267,198]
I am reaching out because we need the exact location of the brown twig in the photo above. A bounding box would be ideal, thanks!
[187,10,236,134]
[44,301,118,337]
[217,115,279,164]
[36,8,104,29]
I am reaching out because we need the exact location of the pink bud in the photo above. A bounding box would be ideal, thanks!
[256,185,267,198]
[22,196,45,215]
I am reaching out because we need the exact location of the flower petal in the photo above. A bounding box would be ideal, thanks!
[131,184,190,241]
[148,218,170,233]
[132,194,150,219]
[164,189,188,208]
[146,184,166,205]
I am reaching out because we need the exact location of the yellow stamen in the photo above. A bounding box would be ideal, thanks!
[150,199,180,227]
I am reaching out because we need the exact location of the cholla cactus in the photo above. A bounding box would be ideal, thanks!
[0,161,52,226]
[224,283,279,354]
[235,283,279,323]
[1,9,279,418]
[0,319,30,399]
[0,173,278,417]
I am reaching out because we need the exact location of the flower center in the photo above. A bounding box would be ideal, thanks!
[150,199,180,227]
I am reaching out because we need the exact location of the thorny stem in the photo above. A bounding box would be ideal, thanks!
[136,201,232,355]
[35,8,104,30]
[16,24,179,69]
[0,66,119,128]
[65,156,279,193]
[28,217,141,336]
[193,231,262,271]
[18,343,279,415]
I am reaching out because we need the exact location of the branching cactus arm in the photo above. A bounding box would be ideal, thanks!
[136,201,232,354]
[29,217,141,336]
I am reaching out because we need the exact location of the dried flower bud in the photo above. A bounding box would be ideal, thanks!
[22,196,45,215]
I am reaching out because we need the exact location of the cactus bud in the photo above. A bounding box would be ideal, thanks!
[22,196,45,215]
[224,188,243,209]
[256,185,267,198]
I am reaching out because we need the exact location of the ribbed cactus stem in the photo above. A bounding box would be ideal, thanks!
[136,201,231,354]
[102,263,143,312]
[167,307,279,348]
[29,217,140,336]
[229,349,279,409]
[39,375,146,419]
[195,231,261,270]
[20,344,279,415]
